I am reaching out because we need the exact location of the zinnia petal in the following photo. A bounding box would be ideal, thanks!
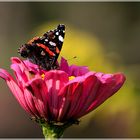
[11,57,43,87]
[76,72,126,118]
[69,65,89,76]
[58,72,100,121]
[11,57,39,72]
[44,70,69,121]
[60,57,89,76]
[25,78,49,119]
[60,57,70,74]
[0,68,33,116]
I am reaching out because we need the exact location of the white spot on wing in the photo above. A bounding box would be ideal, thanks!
[56,32,59,35]
[58,35,64,42]
[41,51,46,56]
[45,39,48,42]
[49,41,56,46]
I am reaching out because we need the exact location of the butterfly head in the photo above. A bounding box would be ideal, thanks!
[18,44,31,58]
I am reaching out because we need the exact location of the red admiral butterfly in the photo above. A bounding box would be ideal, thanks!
[18,24,65,70]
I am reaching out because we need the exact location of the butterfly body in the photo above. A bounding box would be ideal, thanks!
[18,24,65,70]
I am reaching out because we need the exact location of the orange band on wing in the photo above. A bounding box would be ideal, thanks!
[28,37,39,44]
[37,43,55,56]
[56,47,60,54]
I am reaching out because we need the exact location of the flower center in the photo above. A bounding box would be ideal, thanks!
[69,76,75,81]
[41,73,45,80]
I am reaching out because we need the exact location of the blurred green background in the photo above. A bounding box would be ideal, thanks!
[0,2,140,138]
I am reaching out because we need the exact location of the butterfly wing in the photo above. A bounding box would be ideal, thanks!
[18,24,65,70]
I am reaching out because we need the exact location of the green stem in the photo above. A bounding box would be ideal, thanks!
[42,124,63,140]
[39,119,79,140]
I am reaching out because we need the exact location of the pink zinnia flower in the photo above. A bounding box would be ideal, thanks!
[0,57,125,138]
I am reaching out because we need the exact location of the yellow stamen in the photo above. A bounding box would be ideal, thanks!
[69,76,75,81]
[41,74,45,80]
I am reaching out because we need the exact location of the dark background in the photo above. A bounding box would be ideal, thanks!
[0,2,140,138]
